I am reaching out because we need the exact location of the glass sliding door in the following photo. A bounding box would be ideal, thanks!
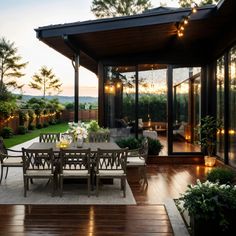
[172,67,201,153]
[138,64,167,155]
[104,66,136,140]
[216,56,225,160]
[229,45,236,167]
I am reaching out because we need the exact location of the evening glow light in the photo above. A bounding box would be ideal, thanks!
[0,0,179,97]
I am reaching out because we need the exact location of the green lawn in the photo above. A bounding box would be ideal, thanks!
[4,123,68,148]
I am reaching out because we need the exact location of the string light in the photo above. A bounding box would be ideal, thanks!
[177,2,198,38]
[0,115,15,126]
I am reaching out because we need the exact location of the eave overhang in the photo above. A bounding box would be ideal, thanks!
[35,0,236,73]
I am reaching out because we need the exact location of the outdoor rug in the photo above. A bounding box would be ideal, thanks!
[0,167,136,205]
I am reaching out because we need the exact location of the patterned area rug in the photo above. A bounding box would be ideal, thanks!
[0,167,136,205]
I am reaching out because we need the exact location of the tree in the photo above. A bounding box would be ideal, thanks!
[178,0,219,7]
[29,66,62,99]
[91,0,152,18]
[0,37,27,94]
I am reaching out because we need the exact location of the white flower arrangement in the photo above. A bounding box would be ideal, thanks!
[68,122,88,140]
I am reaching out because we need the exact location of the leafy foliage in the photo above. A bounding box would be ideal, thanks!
[18,125,28,134]
[178,0,220,7]
[29,66,62,98]
[116,137,141,150]
[87,120,100,132]
[0,37,27,93]
[91,0,152,18]
[207,167,235,185]
[1,127,13,138]
[178,180,236,232]
[116,136,163,155]
[196,115,222,156]
[0,101,17,120]
[123,94,167,122]
[18,110,28,125]
[147,137,163,155]
[27,109,35,128]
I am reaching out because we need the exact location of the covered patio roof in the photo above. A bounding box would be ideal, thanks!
[35,0,236,74]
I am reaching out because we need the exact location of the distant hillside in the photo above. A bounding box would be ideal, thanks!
[21,95,98,104]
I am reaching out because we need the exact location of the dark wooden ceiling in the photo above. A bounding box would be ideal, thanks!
[36,0,236,74]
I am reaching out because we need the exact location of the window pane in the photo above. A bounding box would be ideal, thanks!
[172,67,201,152]
[229,45,236,167]
[216,57,225,159]
[104,66,136,140]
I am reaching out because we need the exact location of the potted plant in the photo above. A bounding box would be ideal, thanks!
[146,137,163,155]
[87,120,110,142]
[116,136,163,156]
[178,180,236,235]
[197,115,222,166]
[116,137,141,150]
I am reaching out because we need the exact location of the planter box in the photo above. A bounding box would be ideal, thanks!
[190,214,236,236]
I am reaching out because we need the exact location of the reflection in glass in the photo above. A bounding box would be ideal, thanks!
[229,45,236,167]
[138,65,167,155]
[216,56,225,160]
[172,67,201,152]
[104,66,136,140]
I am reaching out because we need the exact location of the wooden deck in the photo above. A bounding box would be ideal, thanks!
[0,164,208,236]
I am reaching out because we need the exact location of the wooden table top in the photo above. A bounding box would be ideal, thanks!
[27,142,120,153]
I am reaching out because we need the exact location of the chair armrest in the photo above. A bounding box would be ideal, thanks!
[6,148,22,153]
[1,153,22,158]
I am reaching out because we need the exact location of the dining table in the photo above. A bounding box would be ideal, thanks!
[26,141,121,189]
[27,142,120,153]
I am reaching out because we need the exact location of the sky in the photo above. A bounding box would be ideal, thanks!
[0,0,179,97]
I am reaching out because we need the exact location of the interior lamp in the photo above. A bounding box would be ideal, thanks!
[104,80,115,94]
[204,156,216,167]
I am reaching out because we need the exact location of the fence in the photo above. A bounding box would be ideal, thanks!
[0,109,98,135]
[62,109,98,122]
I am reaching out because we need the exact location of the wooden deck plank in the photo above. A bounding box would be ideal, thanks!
[0,164,209,236]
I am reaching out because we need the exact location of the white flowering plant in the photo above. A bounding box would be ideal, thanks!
[177,179,236,231]
[68,122,88,140]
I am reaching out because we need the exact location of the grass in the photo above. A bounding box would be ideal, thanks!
[4,122,68,148]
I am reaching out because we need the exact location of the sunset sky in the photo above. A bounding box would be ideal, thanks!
[0,0,179,97]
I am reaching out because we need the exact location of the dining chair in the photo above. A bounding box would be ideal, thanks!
[39,132,60,143]
[127,137,149,185]
[59,148,91,197]
[0,137,23,184]
[96,148,128,197]
[88,131,110,143]
[22,148,55,197]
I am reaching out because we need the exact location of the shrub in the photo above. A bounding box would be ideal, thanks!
[65,103,74,110]
[28,124,35,130]
[49,120,56,125]
[207,167,235,185]
[178,180,236,233]
[18,125,28,134]
[43,122,49,128]
[1,127,13,138]
[116,137,141,150]
[0,101,17,120]
[36,123,42,129]
[147,137,163,155]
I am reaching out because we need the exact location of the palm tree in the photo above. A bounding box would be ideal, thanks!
[29,66,62,99]
[91,0,152,18]
[0,37,27,94]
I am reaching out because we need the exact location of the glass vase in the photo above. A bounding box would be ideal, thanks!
[77,138,83,148]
